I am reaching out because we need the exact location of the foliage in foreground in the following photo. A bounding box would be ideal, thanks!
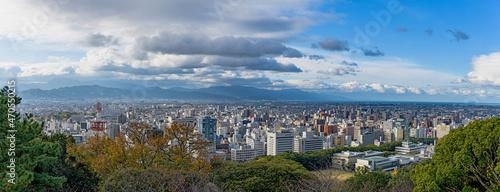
[101,168,217,192]
[68,122,212,186]
[211,158,313,192]
[412,117,500,192]
[0,86,98,191]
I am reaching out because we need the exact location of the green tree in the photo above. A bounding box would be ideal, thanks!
[211,158,313,192]
[344,169,391,191]
[412,118,500,192]
[0,86,66,191]
[40,133,99,191]
[101,167,216,192]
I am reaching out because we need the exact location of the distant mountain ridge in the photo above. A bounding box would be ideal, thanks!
[19,85,348,101]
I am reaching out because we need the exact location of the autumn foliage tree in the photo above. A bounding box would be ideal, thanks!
[68,122,211,186]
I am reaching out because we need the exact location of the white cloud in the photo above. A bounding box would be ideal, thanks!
[466,52,500,86]
[425,89,437,95]
[407,87,422,94]
[370,83,385,93]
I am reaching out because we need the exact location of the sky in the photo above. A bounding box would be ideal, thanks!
[0,0,499,102]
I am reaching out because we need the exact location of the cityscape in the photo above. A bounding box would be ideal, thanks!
[1,0,500,191]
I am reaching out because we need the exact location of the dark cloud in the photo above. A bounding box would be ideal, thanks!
[239,18,296,33]
[308,55,325,60]
[362,48,385,57]
[424,29,433,36]
[395,26,408,32]
[317,37,349,51]
[135,33,303,58]
[340,61,358,66]
[205,57,302,72]
[311,43,318,49]
[80,33,119,47]
[447,29,469,41]
[317,66,359,76]
[97,63,196,75]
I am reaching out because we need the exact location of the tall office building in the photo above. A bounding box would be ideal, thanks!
[247,137,265,156]
[197,116,218,143]
[242,109,254,118]
[267,131,294,156]
[117,113,127,124]
[359,131,375,146]
[394,128,405,141]
[294,132,323,153]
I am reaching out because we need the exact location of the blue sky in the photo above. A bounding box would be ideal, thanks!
[0,0,499,102]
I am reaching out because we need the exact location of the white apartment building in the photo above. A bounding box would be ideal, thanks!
[267,131,294,156]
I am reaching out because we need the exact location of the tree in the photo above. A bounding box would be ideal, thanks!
[101,167,217,192]
[386,162,421,192]
[161,123,211,172]
[344,169,391,191]
[40,133,99,191]
[68,122,211,186]
[0,86,66,191]
[412,118,500,192]
[211,158,313,192]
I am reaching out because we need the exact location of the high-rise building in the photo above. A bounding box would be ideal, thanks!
[394,128,405,141]
[318,125,336,136]
[117,113,127,124]
[267,131,294,156]
[384,131,394,143]
[359,131,375,146]
[343,111,350,119]
[197,116,218,143]
[332,134,345,147]
[294,132,323,153]
[247,137,265,156]
[382,112,389,120]
[107,123,120,138]
[242,109,254,118]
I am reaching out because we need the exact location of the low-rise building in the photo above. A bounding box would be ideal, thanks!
[331,150,384,169]
[355,156,398,172]
[231,145,256,162]
[395,141,427,155]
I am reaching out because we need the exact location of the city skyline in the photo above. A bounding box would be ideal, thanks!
[1,0,499,102]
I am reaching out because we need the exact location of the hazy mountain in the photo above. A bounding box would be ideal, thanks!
[20,85,348,101]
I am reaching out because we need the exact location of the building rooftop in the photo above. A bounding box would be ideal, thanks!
[364,156,389,163]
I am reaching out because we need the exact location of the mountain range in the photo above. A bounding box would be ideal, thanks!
[20,85,349,101]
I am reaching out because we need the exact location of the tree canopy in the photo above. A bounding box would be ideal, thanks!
[211,158,313,192]
[412,117,500,192]
[68,122,212,186]
[0,86,68,191]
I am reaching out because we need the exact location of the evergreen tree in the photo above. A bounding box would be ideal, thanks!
[0,86,66,191]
